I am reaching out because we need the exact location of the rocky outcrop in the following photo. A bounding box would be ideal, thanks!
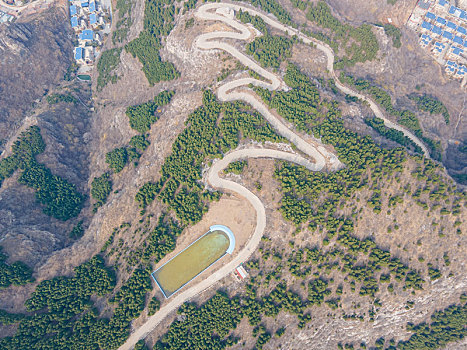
[0,7,72,144]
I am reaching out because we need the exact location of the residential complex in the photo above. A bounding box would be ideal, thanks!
[69,0,109,70]
[408,0,467,86]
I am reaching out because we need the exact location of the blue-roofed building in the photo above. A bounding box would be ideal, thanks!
[90,13,97,25]
[79,29,94,41]
[453,35,463,45]
[422,21,432,30]
[71,16,78,28]
[436,17,447,25]
[420,33,432,47]
[464,40,467,48]
[458,26,467,35]
[74,47,84,60]
[461,10,467,20]
[426,12,436,20]
[70,4,77,16]
[443,30,453,40]
[433,41,446,51]
[452,47,464,55]
[438,0,448,6]
[450,6,463,17]
[89,1,96,12]
[81,1,89,7]
[432,25,443,35]
[447,21,457,29]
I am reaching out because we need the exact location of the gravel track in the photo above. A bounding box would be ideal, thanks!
[119,2,428,348]
[198,2,430,157]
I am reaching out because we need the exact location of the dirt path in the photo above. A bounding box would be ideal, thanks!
[120,3,429,348]
[198,2,430,158]
[120,150,326,350]
[119,5,337,349]
[0,0,56,17]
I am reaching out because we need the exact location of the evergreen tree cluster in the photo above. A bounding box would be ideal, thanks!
[0,126,84,221]
[135,91,283,225]
[0,247,34,289]
[365,116,423,154]
[91,173,112,209]
[126,0,179,85]
[398,302,467,350]
[236,9,268,34]
[307,1,379,67]
[409,94,450,124]
[383,24,402,48]
[0,255,153,350]
[224,160,247,175]
[97,48,123,90]
[241,0,293,26]
[126,91,174,133]
[246,35,294,68]
[340,73,442,160]
[93,91,174,209]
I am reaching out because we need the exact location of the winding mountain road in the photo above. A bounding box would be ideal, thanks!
[120,3,429,349]
[197,2,430,157]
[120,149,326,350]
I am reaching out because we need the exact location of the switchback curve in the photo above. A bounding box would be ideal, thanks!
[119,1,426,347]
[197,2,430,157]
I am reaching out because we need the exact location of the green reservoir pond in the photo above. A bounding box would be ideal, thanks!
[153,230,230,297]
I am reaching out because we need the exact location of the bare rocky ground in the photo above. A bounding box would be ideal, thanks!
[0,78,94,312]
[30,2,290,288]
[0,1,94,312]
[326,0,417,26]
[0,1,466,349]
[0,3,240,306]
[0,0,72,145]
[134,4,466,348]
[246,160,466,350]
[0,0,94,286]
[142,156,466,349]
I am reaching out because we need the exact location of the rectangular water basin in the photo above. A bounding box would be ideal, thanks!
[152,228,233,298]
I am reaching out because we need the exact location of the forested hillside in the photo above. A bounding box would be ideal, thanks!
[0,217,181,349]
[1,0,465,350]
[150,64,466,350]
[0,126,84,221]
